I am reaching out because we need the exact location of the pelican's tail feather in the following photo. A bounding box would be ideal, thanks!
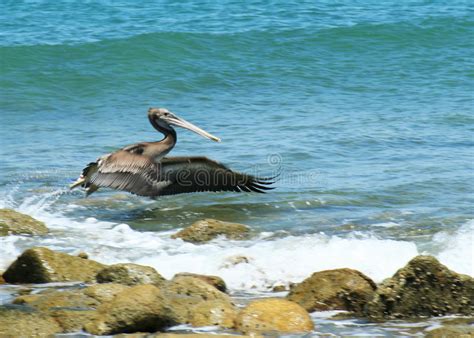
[70,161,100,196]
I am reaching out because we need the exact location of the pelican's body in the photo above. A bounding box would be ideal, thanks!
[70,108,273,197]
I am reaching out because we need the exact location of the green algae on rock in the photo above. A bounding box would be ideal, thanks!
[96,263,166,286]
[235,298,314,334]
[0,208,48,236]
[171,218,251,243]
[287,268,377,313]
[365,255,474,319]
[3,247,106,283]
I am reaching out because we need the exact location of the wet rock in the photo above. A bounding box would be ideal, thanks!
[365,255,474,319]
[173,272,227,292]
[85,284,176,335]
[78,252,89,259]
[0,307,61,336]
[235,298,314,334]
[0,208,48,236]
[13,287,100,332]
[171,218,251,243]
[3,247,106,283]
[287,268,377,313]
[272,285,287,292]
[96,263,166,286]
[425,326,474,338]
[164,275,234,324]
[189,299,237,328]
[13,283,130,332]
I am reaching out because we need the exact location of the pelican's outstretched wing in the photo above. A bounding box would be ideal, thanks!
[71,151,164,197]
[155,156,274,196]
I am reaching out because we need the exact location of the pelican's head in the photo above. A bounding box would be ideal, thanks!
[148,107,221,142]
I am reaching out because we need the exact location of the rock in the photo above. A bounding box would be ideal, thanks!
[164,275,234,324]
[425,326,474,338]
[272,285,287,292]
[0,307,62,336]
[171,218,251,243]
[3,247,106,283]
[0,208,48,236]
[173,273,227,292]
[287,268,376,313]
[235,298,314,334]
[78,252,89,259]
[189,300,237,328]
[365,255,474,319]
[13,283,130,332]
[85,284,176,335]
[84,283,130,303]
[96,263,165,286]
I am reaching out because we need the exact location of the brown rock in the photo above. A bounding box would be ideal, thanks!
[365,255,474,320]
[189,300,237,328]
[96,263,165,286]
[163,275,234,324]
[84,283,130,303]
[13,287,101,332]
[173,273,227,292]
[3,247,106,283]
[0,208,48,236]
[235,298,314,334]
[171,218,251,243]
[287,268,376,313]
[425,326,474,338]
[85,284,176,335]
[12,284,130,332]
[0,307,61,336]
[272,285,287,292]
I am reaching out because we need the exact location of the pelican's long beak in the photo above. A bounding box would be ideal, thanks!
[169,115,221,142]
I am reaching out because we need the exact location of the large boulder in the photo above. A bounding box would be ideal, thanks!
[96,263,165,286]
[171,218,251,243]
[3,247,106,283]
[235,298,314,334]
[173,272,227,292]
[85,284,177,335]
[287,268,377,313]
[365,255,474,319]
[164,275,234,324]
[0,307,61,336]
[0,209,48,236]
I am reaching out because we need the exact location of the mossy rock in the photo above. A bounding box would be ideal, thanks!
[365,255,474,319]
[0,307,61,336]
[173,272,227,292]
[171,218,251,243]
[96,263,166,286]
[85,284,177,335]
[163,275,234,324]
[3,247,106,283]
[287,268,376,313]
[0,209,48,236]
[235,298,314,334]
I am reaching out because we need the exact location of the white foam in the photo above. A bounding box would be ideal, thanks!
[433,220,474,276]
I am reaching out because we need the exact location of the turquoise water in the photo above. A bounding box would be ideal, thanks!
[0,1,473,335]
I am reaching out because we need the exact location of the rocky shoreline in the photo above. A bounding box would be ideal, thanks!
[0,209,473,337]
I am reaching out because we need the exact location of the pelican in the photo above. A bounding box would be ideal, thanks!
[70,108,274,197]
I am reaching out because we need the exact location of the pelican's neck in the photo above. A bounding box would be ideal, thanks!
[148,117,177,160]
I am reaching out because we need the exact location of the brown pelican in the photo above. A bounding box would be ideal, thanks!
[70,108,274,197]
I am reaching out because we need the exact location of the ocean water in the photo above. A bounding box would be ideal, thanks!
[0,1,473,336]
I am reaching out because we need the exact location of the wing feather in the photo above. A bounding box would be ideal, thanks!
[155,156,275,196]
